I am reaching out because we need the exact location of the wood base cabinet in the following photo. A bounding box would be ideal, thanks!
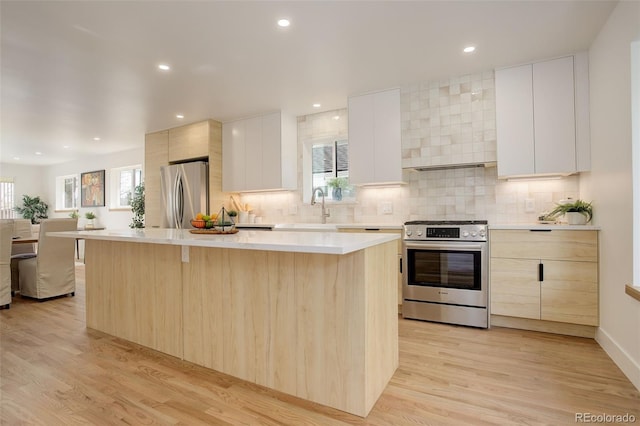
[490,230,598,328]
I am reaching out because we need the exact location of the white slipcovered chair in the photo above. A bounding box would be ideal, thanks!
[10,218,37,294]
[0,220,13,308]
[19,218,77,300]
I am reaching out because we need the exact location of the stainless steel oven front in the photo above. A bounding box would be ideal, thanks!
[402,221,488,328]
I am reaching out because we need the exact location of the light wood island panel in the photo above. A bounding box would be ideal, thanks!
[85,240,183,358]
[86,239,398,417]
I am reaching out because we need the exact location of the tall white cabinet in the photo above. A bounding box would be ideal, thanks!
[348,88,403,185]
[495,53,590,177]
[222,111,297,192]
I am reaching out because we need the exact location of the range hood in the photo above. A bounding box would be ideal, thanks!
[408,161,497,172]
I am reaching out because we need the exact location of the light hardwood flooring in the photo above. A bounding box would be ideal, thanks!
[1,263,638,425]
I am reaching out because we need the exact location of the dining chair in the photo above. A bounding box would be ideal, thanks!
[10,218,37,295]
[18,218,77,300]
[0,220,13,308]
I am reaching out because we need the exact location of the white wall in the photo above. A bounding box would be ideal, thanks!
[0,162,46,207]
[43,148,144,230]
[583,0,640,390]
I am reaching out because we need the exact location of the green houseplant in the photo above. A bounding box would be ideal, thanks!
[15,194,48,224]
[548,199,593,224]
[129,183,145,229]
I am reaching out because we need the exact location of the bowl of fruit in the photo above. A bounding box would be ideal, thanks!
[191,213,209,229]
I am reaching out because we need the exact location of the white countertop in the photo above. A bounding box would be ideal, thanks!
[234,222,403,231]
[49,228,400,255]
[490,224,601,230]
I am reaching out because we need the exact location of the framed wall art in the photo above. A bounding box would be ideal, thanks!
[81,169,105,207]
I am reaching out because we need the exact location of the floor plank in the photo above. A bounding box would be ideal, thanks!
[1,263,638,425]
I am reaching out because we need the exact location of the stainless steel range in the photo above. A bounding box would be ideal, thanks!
[402,220,488,328]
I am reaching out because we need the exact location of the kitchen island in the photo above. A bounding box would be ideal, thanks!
[51,228,399,417]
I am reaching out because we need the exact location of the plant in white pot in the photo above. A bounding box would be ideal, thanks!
[548,199,593,225]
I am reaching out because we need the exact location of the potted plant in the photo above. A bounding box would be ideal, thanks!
[548,199,593,225]
[15,194,48,224]
[129,183,145,229]
[69,210,79,219]
[327,177,349,201]
[85,211,97,229]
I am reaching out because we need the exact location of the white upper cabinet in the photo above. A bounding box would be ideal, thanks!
[222,111,297,192]
[348,88,403,185]
[495,54,590,178]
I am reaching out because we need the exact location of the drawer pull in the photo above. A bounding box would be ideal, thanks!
[538,263,544,282]
[530,229,552,232]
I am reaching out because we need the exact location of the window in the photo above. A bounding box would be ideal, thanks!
[55,174,79,211]
[304,139,355,202]
[110,165,142,209]
[0,177,16,219]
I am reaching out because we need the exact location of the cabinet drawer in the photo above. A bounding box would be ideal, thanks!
[490,230,597,262]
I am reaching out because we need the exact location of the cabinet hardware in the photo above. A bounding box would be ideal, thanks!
[530,229,552,232]
[538,263,544,282]
[399,258,402,273]
[365,228,381,231]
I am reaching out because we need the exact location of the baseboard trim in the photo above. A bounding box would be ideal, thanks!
[490,315,597,338]
[596,327,640,392]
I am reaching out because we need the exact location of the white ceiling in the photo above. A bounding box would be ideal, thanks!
[1,0,617,166]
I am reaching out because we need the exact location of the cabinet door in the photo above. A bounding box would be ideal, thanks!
[260,112,282,190]
[495,65,535,177]
[168,121,210,162]
[222,120,246,192]
[373,89,402,183]
[533,56,576,174]
[348,93,376,184]
[490,258,540,319]
[244,116,263,191]
[144,130,168,228]
[541,260,598,326]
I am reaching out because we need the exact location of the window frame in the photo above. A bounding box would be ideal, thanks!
[55,174,79,212]
[110,165,142,210]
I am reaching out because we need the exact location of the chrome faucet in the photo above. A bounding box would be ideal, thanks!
[311,187,330,224]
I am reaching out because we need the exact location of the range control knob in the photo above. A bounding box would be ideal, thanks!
[479,229,486,237]
[471,231,478,237]
[462,231,470,237]
[417,231,423,236]
[405,229,413,237]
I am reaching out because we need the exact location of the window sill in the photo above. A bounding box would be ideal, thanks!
[625,284,640,303]
[109,207,132,212]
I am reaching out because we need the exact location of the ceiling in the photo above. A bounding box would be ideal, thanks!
[0,0,617,166]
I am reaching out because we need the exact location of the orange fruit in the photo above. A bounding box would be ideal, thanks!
[195,213,203,220]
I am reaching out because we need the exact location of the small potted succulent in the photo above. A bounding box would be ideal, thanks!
[548,199,593,225]
[85,211,97,229]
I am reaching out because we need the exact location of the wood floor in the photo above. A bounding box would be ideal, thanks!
[1,264,638,425]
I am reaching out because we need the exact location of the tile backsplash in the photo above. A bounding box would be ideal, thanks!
[236,70,580,225]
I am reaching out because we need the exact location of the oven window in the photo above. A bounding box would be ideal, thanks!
[408,249,481,290]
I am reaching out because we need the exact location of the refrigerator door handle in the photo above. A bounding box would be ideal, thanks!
[176,174,184,228]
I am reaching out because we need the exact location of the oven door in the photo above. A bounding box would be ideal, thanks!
[403,241,487,308]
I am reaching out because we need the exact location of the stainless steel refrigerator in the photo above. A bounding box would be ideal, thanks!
[160,161,208,229]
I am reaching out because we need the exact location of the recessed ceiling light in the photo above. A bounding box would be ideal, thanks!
[63,145,70,149]
[13,157,20,160]
[277,19,290,28]
[158,64,171,71]
[176,114,184,119]
[35,151,42,155]
[463,46,476,53]
[93,137,101,141]
[333,115,340,120]
[313,103,321,108]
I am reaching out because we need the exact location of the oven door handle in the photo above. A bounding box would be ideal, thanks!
[403,242,486,251]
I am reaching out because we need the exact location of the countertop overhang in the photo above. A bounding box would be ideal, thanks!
[48,228,400,255]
